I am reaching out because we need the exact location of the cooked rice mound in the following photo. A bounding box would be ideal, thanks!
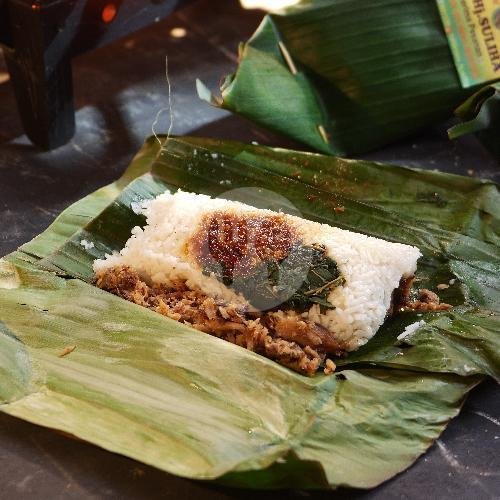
[92,189,450,375]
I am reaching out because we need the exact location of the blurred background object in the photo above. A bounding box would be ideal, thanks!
[0,0,190,149]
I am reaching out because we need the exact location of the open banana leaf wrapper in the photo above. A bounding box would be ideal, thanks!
[1,137,499,489]
[198,0,493,156]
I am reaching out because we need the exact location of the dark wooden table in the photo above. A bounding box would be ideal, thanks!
[0,1,498,498]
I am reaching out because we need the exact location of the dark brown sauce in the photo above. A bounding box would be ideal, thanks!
[387,275,415,316]
[188,211,296,279]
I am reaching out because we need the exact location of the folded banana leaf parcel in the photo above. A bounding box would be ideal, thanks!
[1,136,499,490]
[198,0,498,156]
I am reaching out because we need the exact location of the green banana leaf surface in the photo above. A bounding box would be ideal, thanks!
[198,0,480,155]
[1,136,498,490]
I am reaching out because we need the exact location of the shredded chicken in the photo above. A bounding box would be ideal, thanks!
[405,288,452,312]
[388,276,452,313]
[95,266,451,376]
[268,311,345,355]
[95,266,338,376]
[323,359,336,375]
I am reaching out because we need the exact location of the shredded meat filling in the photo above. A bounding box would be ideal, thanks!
[95,266,337,376]
[95,266,451,376]
[405,288,453,312]
[389,277,452,313]
[389,275,415,315]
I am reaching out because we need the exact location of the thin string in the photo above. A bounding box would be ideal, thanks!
[152,56,174,149]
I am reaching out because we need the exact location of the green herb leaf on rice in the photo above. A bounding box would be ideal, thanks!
[205,241,343,312]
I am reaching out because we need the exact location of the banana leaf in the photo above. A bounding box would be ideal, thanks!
[448,83,500,160]
[1,137,498,490]
[198,0,478,155]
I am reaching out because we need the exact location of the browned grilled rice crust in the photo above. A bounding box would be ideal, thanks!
[95,266,340,376]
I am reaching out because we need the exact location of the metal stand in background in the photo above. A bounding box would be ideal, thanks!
[0,0,188,150]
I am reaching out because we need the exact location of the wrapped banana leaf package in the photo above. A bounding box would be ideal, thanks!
[1,136,499,489]
[198,0,500,156]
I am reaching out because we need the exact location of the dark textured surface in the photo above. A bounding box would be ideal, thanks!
[0,0,498,498]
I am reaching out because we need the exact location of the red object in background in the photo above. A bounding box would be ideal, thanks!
[101,3,117,23]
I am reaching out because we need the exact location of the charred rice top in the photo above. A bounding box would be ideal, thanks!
[188,211,296,279]
[187,211,344,313]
